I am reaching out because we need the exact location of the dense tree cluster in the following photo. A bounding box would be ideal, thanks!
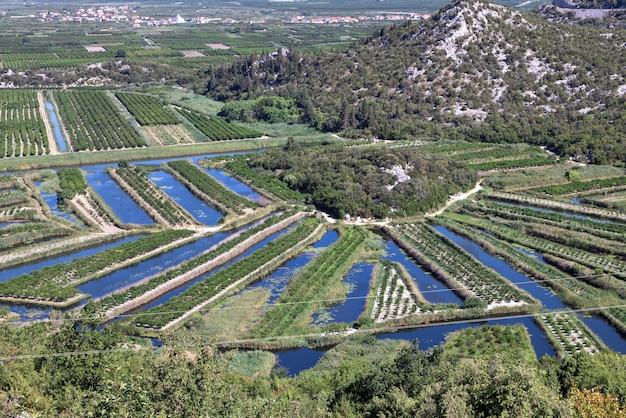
[202,0,626,164]
[242,146,477,218]
[0,322,624,417]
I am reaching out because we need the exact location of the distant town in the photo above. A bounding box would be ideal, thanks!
[28,5,430,26]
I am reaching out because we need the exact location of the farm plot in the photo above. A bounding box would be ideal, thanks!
[176,107,261,140]
[114,92,179,126]
[166,160,258,216]
[370,261,423,323]
[214,155,305,202]
[459,201,626,238]
[445,212,626,279]
[54,90,144,151]
[88,210,304,321]
[486,192,626,223]
[131,217,323,330]
[0,90,49,158]
[0,222,74,255]
[387,223,534,309]
[435,214,620,306]
[581,190,626,212]
[0,229,194,304]
[419,141,499,156]
[537,313,601,357]
[527,176,626,197]
[110,163,199,227]
[140,124,194,145]
[248,226,369,339]
[467,156,558,171]
[457,202,626,255]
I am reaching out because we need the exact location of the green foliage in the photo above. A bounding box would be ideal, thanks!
[219,96,302,124]
[0,90,49,158]
[56,168,88,200]
[176,107,261,140]
[0,229,194,302]
[167,159,257,215]
[203,1,626,164]
[133,218,321,328]
[241,146,477,218]
[54,90,144,151]
[115,92,179,126]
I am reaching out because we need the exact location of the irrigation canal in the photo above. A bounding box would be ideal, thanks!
[2,154,625,376]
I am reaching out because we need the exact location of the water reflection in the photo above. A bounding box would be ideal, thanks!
[147,170,222,226]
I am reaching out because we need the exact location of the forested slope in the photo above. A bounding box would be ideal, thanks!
[204,0,626,164]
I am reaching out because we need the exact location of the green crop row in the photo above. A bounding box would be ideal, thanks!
[54,90,144,151]
[529,176,626,196]
[115,92,179,126]
[221,156,305,202]
[167,160,257,215]
[177,108,261,141]
[0,229,194,302]
[87,210,301,317]
[467,156,557,171]
[250,226,368,338]
[389,223,532,307]
[133,218,322,329]
[113,164,195,227]
[0,90,49,158]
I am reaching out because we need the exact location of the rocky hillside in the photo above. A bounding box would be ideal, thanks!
[204,0,626,163]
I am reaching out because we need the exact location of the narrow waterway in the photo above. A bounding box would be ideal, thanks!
[45,101,66,152]
[148,170,223,226]
[243,229,340,305]
[202,167,267,204]
[84,166,153,225]
[76,233,233,302]
[433,225,566,310]
[1,235,144,283]
[433,225,626,354]
[312,262,374,325]
[382,239,463,305]
[123,224,298,315]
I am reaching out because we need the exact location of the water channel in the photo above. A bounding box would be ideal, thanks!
[147,170,223,226]
[5,153,625,376]
[45,101,67,152]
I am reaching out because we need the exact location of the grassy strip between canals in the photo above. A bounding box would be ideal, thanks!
[87,210,303,320]
[486,192,626,223]
[444,210,626,279]
[166,160,257,215]
[0,229,194,304]
[468,156,558,171]
[527,176,626,196]
[132,217,323,330]
[246,226,369,341]
[458,201,626,237]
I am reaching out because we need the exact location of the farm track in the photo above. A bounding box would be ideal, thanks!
[69,193,123,234]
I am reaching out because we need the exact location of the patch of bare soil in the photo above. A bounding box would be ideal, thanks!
[71,193,123,233]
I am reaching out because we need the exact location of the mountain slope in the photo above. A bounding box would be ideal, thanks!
[204,0,626,163]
